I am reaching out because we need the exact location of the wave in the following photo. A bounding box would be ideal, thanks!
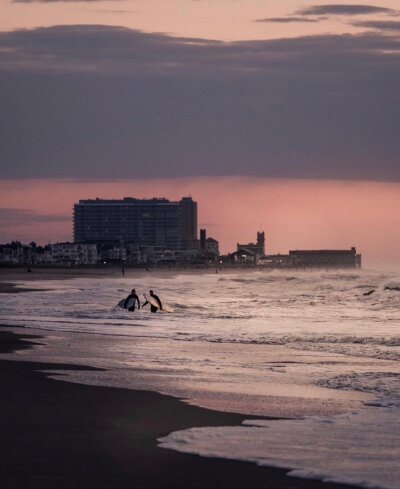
[158,407,400,489]
[316,372,400,402]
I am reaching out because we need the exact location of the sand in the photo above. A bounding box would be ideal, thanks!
[0,327,361,489]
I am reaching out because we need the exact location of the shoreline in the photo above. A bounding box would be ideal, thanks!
[0,266,228,289]
[0,327,360,489]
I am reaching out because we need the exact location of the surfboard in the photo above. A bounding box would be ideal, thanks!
[143,293,174,313]
[117,297,136,309]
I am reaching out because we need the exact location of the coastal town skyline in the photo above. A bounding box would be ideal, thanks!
[2,179,399,268]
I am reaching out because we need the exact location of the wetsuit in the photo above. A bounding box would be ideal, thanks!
[144,294,162,313]
[124,293,140,311]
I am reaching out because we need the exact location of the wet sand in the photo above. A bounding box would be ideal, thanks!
[0,327,360,489]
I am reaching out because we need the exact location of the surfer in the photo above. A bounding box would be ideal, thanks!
[124,289,140,311]
[143,290,162,313]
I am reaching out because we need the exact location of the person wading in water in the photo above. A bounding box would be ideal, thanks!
[124,289,140,311]
[143,290,162,313]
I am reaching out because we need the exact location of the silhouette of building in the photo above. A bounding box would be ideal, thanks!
[258,247,361,269]
[236,231,265,263]
[180,197,198,250]
[289,247,361,268]
[206,237,219,256]
[199,228,219,257]
[200,228,206,251]
[73,197,197,251]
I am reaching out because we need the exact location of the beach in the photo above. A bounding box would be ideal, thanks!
[0,268,399,489]
[0,327,364,489]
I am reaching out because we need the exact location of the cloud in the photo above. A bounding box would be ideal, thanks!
[0,25,399,182]
[297,4,398,16]
[1,24,400,76]
[255,17,324,23]
[352,20,400,31]
[0,209,71,226]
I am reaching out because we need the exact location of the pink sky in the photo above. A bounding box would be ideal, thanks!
[4,0,400,41]
[1,177,399,268]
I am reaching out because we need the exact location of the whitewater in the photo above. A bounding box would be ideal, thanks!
[0,269,399,489]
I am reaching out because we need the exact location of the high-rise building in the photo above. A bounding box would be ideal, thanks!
[199,228,206,251]
[73,197,197,250]
[180,197,198,249]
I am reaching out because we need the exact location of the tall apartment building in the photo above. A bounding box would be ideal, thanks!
[73,197,197,250]
[180,197,198,250]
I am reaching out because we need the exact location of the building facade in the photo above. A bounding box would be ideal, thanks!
[237,231,265,263]
[73,197,197,251]
[289,247,361,268]
[180,197,198,250]
[51,242,98,265]
[206,237,219,256]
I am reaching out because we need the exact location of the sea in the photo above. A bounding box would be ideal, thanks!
[0,268,399,489]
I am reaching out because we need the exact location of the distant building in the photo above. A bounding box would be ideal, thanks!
[237,232,265,263]
[198,228,219,257]
[228,248,256,264]
[289,247,361,269]
[0,243,23,264]
[51,242,98,265]
[180,197,198,250]
[73,197,197,251]
[200,228,207,252]
[0,242,41,265]
[206,237,219,256]
[259,254,292,268]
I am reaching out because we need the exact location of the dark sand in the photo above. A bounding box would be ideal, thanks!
[0,328,359,489]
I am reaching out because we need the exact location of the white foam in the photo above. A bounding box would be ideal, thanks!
[1,269,400,488]
[0,271,399,361]
[159,406,400,489]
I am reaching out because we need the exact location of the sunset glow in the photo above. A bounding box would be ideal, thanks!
[1,177,399,267]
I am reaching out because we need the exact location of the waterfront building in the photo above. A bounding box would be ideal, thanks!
[237,232,265,263]
[206,237,219,256]
[51,242,98,265]
[181,197,198,250]
[73,197,197,251]
[258,254,293,268]
[200,228,206,251]
[289,248,361,268]
[198,228,219,257]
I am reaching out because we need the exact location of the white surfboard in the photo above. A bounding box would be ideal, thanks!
[143,293,174,313]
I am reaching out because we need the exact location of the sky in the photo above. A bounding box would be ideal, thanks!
[1,0,399,265]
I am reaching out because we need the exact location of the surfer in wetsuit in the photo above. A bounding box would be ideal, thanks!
[143,290,162,313]
[124,289,140,311]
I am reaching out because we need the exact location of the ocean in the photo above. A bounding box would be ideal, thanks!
[1,269,399,489]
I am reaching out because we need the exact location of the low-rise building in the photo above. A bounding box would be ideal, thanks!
[51,242,98,265]
[237,232,265,263]
[258,254,292,267]
[206,237,219,256]
[289,247,361,269]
